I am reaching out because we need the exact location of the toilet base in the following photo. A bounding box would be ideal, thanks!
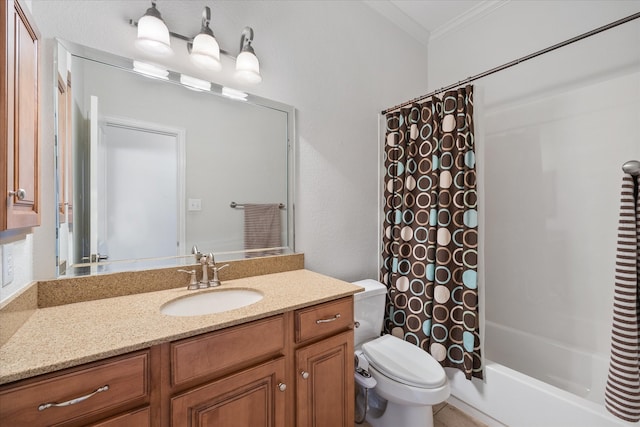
[366,399,434,427]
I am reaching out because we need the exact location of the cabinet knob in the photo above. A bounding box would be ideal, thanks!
[277,382,287,392]
[9,188,26,200]
[301,371,310,379]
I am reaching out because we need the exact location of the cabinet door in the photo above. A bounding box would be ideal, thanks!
[295,330,354,427]
[171,358,286,427]
[1,0,40,230]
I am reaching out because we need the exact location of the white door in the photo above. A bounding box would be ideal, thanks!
[89,108,185,262]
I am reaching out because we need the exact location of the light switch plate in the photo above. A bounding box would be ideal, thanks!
[188,198,202,211]
[2,244,14,287]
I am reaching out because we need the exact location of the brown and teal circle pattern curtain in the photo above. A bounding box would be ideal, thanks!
[381,85,482,380]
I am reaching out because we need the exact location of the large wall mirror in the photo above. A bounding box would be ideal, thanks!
[55,40,295,277]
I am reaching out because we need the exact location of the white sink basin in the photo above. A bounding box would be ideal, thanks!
[160,289,263,317]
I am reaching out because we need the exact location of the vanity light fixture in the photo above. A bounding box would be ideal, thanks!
[189,7,222,71]
[134,2,172,56]
[132,2,263,84]
[235,27,262,84]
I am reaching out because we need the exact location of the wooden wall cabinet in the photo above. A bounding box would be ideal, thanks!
[0,298,355,426]
[1,0,40,231]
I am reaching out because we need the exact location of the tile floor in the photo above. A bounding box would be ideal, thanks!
[355,402,488,427]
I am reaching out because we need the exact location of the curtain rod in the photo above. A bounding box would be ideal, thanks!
[381,11,640,115]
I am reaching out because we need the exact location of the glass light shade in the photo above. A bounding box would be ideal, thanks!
[235,51,262,84]
[135,14,172,56]
[190,33,222,71]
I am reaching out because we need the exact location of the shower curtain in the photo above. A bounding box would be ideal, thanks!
[381,85,482,379]
[605,173,640,422]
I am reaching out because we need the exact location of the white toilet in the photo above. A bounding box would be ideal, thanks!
[353,279,450,427]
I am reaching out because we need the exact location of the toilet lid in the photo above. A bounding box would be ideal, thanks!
[361,335,446,388]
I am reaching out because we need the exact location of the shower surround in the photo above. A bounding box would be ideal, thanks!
[472,69,640,426]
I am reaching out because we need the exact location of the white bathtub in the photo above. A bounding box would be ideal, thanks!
[445,361,633,427]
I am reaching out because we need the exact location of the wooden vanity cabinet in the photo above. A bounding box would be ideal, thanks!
[170,357,286,427]
[0,349,156,427]
[293,298,355,427]
[0,298,355,427]
[1,0,41,230]
[166,315,287,427]
[89,407,151,427]
[165,300,354,427]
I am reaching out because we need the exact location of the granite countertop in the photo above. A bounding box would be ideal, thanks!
[0,269,363,385]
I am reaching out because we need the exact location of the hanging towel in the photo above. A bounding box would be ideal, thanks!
[243,204,282,257]
[605,174,640,422]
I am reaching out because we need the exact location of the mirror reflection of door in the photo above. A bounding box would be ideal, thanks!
[87,96,185,264]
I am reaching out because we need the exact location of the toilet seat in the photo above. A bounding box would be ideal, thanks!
[361,335,446,388]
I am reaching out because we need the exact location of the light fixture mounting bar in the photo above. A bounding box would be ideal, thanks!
[128,19,232,57]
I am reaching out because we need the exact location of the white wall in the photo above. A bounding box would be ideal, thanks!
[0,0,429,302]
[428,0,640,404]
[427,1,640,98]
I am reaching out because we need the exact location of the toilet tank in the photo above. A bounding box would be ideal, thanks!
[352,279,388,348]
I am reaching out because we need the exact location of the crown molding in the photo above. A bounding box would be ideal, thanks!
[363,0,431,47]
[429,0,509,43]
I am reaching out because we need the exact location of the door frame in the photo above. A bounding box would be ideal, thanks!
[96,114,187,258]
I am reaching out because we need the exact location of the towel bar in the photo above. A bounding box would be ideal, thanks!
[230,201,285,209]
[622,160,640,176]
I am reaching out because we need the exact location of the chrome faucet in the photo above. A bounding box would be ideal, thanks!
[182,250,229,289]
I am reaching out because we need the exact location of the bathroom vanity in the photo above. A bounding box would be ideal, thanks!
[0,268,359,426]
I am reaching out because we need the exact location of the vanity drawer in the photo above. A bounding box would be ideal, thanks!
[90,406,150,426]
[0,350,150,427]
[171,315,285,387]
[295,297,353,343]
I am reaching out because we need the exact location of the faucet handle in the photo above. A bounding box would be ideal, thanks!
[209,264,229,287]
[178,269,199,290]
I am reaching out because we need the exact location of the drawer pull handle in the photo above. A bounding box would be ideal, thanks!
[316,313,341,324]
[38,385,109,411]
